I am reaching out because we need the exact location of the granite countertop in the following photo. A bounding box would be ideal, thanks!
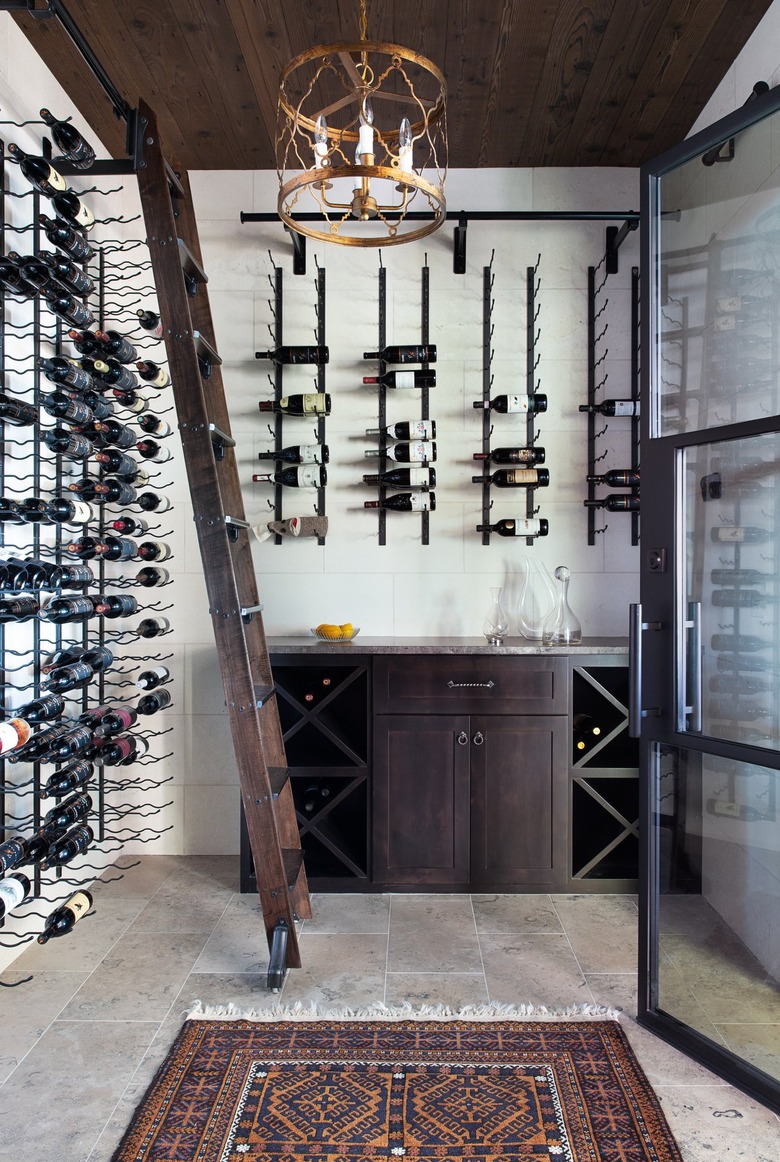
[267,635,629,655]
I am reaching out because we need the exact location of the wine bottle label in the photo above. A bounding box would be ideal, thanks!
[63,891,92,922]
[297,444,322,463]
[392,371,416,388]
[0,875,27,911]
[506,519,545,536]
[407,494,431,511]
[390,442,432,462]
[405,468,430,486]
[504,469,539,484]
[611,401,638,416]
[504,396,531,413]
[0,721,23,753]
[714,527,748,542]
[296,466,321,487]
[67,500,93,525]
[402,420,433,438]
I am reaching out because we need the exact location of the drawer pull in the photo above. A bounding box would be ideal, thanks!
[457,731,469,746]
[473,731,485,746]
[446,680,495,689]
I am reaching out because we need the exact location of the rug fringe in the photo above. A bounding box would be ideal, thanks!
[185,999,622,1023]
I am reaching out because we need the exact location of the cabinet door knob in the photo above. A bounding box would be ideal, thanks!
[473,731,484,746]
[457,731,469,746]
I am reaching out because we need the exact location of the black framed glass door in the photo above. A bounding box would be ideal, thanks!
[639,84,780,1114]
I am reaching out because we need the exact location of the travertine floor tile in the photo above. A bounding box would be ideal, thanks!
[480,931,592,1008]
[283,933,388,1007]
[385,972,489,1008]
[472,893,562,933]
[552,894,638,973]
[654,1083,780,1162]
[0,968,91,1085]
[388,895,480,973]
[305,892,391,933]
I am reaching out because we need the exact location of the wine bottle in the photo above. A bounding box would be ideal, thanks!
[135,359,170,387]
[42,645,85,673]
[39,595,97,623]
[364,441,436,463]
[587,468,640,487]
[366,420,436,440]
[92,418,136,450]
[96,706,137,736]
[136,309,163,338]
[67,477,100,502]
[0,595,40,622]
[32,251,93,296]
[46,497,94,526]
[302,781,331,813]
[42,427,93,460]
[362,369,436,388]
[41,390,94,426]
[38,355,93,391]
[0,872,31,918]
[258,393,331,417]
[584,495,640,512]
[252,465,327,488]
[715,653,777,674]
[473,394,547,414]
[135,438,171,464]
[255,345,329,364]
[92,358,137,393]
[711,569,773,585]
[69,329,101,356]
[362,466,436,489]
[572,712,602,753]
[711,589,774,608]
[475,517,549,538]
[43,660,95,692]
[578,399,639,417]
[40,108,96,168]
[14,251,57,291]
[81,645,113,673]
[94,594,139,618]
[0,717,32,756]
[364,492,436,512]
[137,414,172,438]
[471,468,549,488]
[37,888,93,939]
[136,540,171,562]
[39,759,93,800]
[0,256,38,298]
[711,525,769,544]
[93,733,148,766]
[135,566,169,587]
[15,693,65,723]
[42,791,92,827]
[64,536,103,560]
[113,389,149,416]
[95,449,142,480]
[110,515,148,536]
[0,837,27,874]
[39,214,94,261]
[0,497,23,523]
[709,698,769,721]
[709,674,771,695]
[135,665,171,691]
[136,687,172,715]
[136,491,172,514]
[76,387,113,420]
[363,344,436,363]
[137,616,170,639]
[0,393,37,427]
[50,188,94,231]
[473,446,545,465]
[93,478,138,505]
[256,443,328,465]
[7,142,67,194]
[711,633,770,653]
[40,823,94,869]
[95,536,137,562]
[45,288,94,329]
[95,329,137,364]
[5,722,71,764]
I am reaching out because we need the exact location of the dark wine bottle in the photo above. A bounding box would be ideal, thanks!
[7,142,66,195]
[363,344,435,363]
[135,665,171,691]
[0,393,37,427]
[711,589,773,608]
[587,468,640,487]
[136,688,172,715]
[45,288,94,328]
[32,251,93,295]
[38,355,93,391]
[41,390,94,426]
[92,358,137,393]
[364,441,436,463]
[50,188,94,231]
[81,646,113,673]
[96,706,137,736]
[113,388,149,415]
[0,595,40,622]
[39,214,94,261]
[39,759,93,800]
[37,888,93,938]
[473,394,547,414]
[94,535,137,562]
[137,616,170,639]
[68,329,101,356]
[709,674,771,695]
[93,734,148,766]
[95,329,137,364]
[67,476,101,502]
[40,108,96,168]
[252,465,327,488]
[42,427,93,460]
[572,712,602,753]
[136,541,171,562]
[475,517,549,538]
[578,399,639,417]
[95,449,142,480]
[135,566,169,588]
[366,420,436,440]
[471,467,549,488]
[256,443,328,465]
[137,414,172,438]
[6,722,72,764]
[0,871,32,918]
[93,478,138,505]
[64,537,102,561]
[0,497,23,523]
[711,634,770,653]
[302,781,331,813]
[711,569,774,585]
[136,438,171,464]
[135,359,170,387]
[362,466,436,489]
[92,418,136,450]
[473,446,545,465]
[362,369,436,387]
[0,256,38,298]
[255,345,329,364]
[46,497,94,526]
[40,824,94,869]
[135,309,163,338]
[258,393,331,416]
[42,791,92,827]
[711,525,769,544]
[94,594,139,618]
[136,491,172,513]
[43,660,95,692]
[584,494,640,512]
[110,515,148,536]
[15,693,65,723]
[364,492,436,512]
[39,595,97,623]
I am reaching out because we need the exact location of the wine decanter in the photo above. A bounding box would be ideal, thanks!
[483,586,509,645]
[516,556,555,639]
[542,565,582,645]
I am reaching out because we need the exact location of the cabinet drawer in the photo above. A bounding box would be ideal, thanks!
[374,655,568,714]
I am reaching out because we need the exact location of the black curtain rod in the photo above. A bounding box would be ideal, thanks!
[240,210,640,224]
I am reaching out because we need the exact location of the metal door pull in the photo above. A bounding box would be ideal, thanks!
[447,680,495,688]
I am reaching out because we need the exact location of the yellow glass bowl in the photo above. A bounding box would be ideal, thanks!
[311,626,361,642]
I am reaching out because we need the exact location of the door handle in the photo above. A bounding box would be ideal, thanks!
[473,731,484,746]
[457,731,469,746]
[629,603,662,738]
[684,600,702,733]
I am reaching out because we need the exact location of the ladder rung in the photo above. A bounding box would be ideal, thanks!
[208,422,235,447]
[194,329,222,370]
[225,515,250,528]
[253,683,275,706]
[241,603,265,620]
[164,159,185,198]
[178,238,208,286]
[268,766,291,797]
[282,848,304,892]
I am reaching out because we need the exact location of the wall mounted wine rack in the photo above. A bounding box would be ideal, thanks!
[0,117,174,954]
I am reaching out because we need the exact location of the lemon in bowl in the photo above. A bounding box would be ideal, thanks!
[312,623,360,641]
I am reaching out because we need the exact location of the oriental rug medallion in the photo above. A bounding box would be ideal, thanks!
[111,1015,683,1162]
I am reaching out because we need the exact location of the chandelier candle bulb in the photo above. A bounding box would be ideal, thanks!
[398,117,413,172]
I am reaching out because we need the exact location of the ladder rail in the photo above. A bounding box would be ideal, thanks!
[135,100,310,967]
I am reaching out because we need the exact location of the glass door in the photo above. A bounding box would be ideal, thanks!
[639,85,780,1113]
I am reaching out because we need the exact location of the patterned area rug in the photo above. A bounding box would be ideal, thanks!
[112,1016,683,1161]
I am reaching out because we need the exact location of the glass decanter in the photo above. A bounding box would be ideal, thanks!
[516,556,555,639]
[483,586,509,645]
[542,565,582,645]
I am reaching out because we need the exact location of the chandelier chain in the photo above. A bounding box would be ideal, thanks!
[359,0,368,42]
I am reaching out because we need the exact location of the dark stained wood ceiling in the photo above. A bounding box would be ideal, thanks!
[12,0,776,170]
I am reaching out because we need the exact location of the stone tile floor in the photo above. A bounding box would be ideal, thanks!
[0,855,777,1160]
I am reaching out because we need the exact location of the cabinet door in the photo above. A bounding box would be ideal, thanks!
[373,715,470,886]
[470,715,567,887]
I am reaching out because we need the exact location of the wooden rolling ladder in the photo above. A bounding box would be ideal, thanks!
[134,100,311,988]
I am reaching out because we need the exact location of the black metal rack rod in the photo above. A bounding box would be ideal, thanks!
[630,266,640,547]
[377,264,387,547]
[586,266,597,546]
[315,265,326,547]
[480,261,493,546]
[420,261,430,547]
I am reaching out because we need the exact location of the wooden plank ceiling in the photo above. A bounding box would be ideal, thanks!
[12,0,776,169]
